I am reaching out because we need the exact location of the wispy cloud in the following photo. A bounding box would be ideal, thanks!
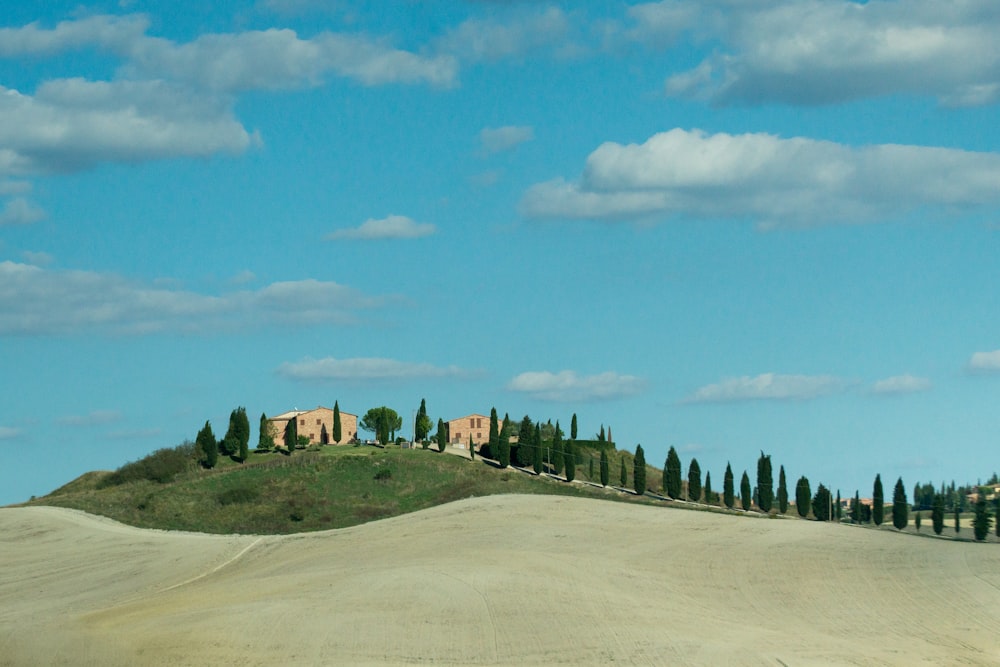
[56,410,122,427]
[871,374,932,395]
[522,128,1000,228]
[0,197,45,225]
[21,250,53,266]
[0,426,20,440]
[277,356,471,381]
[437,7,573,62]
[0,261,392,335]
[326,215,436,240]
[967,350,1000,372]
[685,373,844,404]
[507,370,646,402]
[480,125,534,154]
[622,0,1000,107]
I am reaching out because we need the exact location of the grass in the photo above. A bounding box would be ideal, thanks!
[26,446,667,534]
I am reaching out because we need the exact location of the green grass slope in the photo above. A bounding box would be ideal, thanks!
[26,446,658,534]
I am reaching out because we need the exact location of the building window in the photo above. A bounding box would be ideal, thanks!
[477,432,481,439]
[300,419,305,426]
[316,419,321,425]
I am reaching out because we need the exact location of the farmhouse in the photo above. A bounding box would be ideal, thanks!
[447,413,503,449]
[269,406,358,446]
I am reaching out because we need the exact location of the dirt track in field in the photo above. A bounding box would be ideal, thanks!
[2,496,999,666]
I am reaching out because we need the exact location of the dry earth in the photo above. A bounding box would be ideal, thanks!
[2,495,999,666]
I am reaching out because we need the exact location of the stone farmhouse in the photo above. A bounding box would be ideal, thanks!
[268,406,358,447]
[447,413,507,449]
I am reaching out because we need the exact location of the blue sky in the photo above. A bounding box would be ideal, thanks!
[2,0,1000,506]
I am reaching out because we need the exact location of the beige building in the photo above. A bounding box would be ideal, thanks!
[269,406,358,447]
[447,413,505,449]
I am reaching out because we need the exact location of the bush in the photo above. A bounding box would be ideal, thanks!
[217,487,260,506]
[373,467,393,482]
[98,441,197,488]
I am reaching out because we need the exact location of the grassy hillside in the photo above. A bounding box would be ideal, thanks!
[26,446,663,534]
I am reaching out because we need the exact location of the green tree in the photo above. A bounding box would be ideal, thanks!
[532,424,543,474]
[835,490,842,521]
[892,477,909,530]
[664,446,682,499]
[571,413,578,440]
[687,458,701,502]
[914,510,922,531]
[415,398,431,442]
[360,407,402,445]
[333,401,342,444]
[954,506,961,534]
[740,471,752,511]
[436,418,447,453]
[796,476,811,518]
[620,455,627,488]
[633,444,646,495]
[756,451,773,513]
[196,420,218,469]
[812,484,832,521]
[488,408,499,456]
[704,471,715,504]
[852,490,861,523]
[551,421,564,475]
[600,448,610,487]
[975,496,994,541]
[931,493,945,535]
[257,412,274,451]
[283,418,297,455]
[497,418,511,468]
[777,465,788,514]
[469,433,475,459]
[517,416,535,467]
[723,463,735,509]
[872,474,885,526]
[995,498,1000,538]
[598,424,605,442]
[564,440,576,481]
[588,456,594,480]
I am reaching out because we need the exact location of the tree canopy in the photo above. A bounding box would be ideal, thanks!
[664,446,682,499]
[360,406,402,445]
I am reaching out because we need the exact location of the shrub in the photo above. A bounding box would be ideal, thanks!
[374,467,393,482]
[217,487,260,506]
[98,441,197,488]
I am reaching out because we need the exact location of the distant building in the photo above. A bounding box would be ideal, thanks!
[268,406,357,447]
[447,413,503,449]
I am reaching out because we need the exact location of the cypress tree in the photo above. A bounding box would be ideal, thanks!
[498,418,511,468]
[777,465,788,514]
[974,496,992,541]
[600,448,609,487]
[872,474,884,526]
[852,490,861,523]
[551,421,564,475]
[564,440,576,481]
[633,444,646,495]
[995,498,1000,538]
[812,484,831,521]
[469,433,475,459]
[796,476,811,518]
[620,456,627,488]
[954,506,961,533]
[723,463,735,509]
[283,418,297,455]
[257,412,274,451]
[835,490,842,520]
[436,418,447,453]
[588,456,594,480]
[664,446,682,499]
[915,510,922,531]
[598,424,605,442]
[704,471,714,504]
[532,424,543,474]
[892,477,908,530]
[687,458,702,502]
[488,408,499,456]
[196,420,217,469]
[333,401,342,443]
[756,451,773,513]
[931,494,945,534]
[516,416,534,467]
[571,413,578,440]
[740,471,752,511]
[415,399,429,442]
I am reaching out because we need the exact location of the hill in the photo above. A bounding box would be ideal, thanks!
[23,444,666,534]
[2,495,999,666]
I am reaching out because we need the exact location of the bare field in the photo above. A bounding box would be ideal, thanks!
[2,496,999,666]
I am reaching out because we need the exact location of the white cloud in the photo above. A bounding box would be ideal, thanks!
[0,261,390,335]
[0,197,45,225]
[57,410,122,427]
[685,373,844,404]
[521,128,1000,227]
[480,125,534,154]
[872,374,932,395]
[507,370,646,402]
[326,215,436,240]
[0,180,32,195]
[639,0,1000,106]
[0,80,255,177]
[437,7,573,62]
[0,14,150,57]
[968,350,1000,372]
[277,357,470,381]
[0,426,20,440]
[21,251,53,266]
